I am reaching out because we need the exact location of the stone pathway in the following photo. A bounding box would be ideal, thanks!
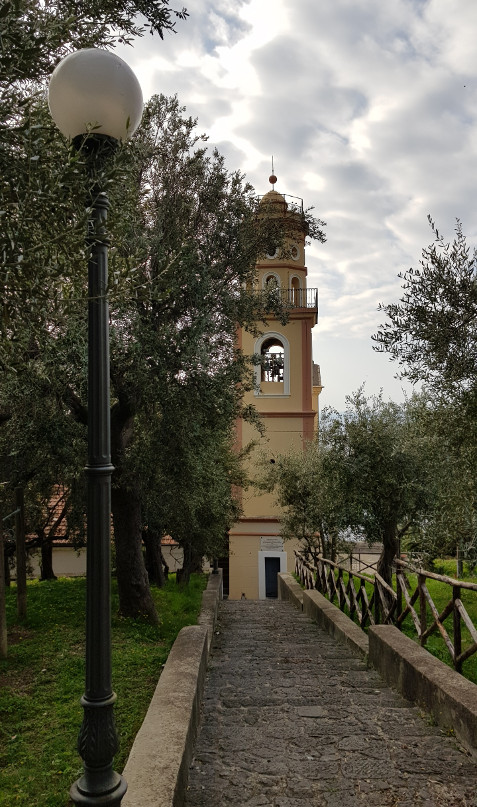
[185,599,477,807]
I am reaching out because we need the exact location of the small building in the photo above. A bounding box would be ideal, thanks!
[13,536,183,579]
[338,542,383,575]
[228,177,322,599]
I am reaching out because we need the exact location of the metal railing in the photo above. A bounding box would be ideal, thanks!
[251,288,318,310]
[295,551,477,677]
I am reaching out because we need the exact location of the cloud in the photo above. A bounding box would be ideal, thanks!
[118,0,477,408]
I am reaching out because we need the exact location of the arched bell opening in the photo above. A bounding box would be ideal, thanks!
[254,331,290,396]
[263,272,280,289]
[261,337,285,383]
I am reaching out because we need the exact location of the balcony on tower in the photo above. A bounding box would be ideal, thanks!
[248,286,319,324]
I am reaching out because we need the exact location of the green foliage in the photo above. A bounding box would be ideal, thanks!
[0,354,87,542]
[0,0,188,367]
[272,216,477,578]
[0,1,326,611]
[0,574,206,806]
[263,444,344,562]
[267,390,432,583]
[1,0,187,84]
[0,95,89,365]
[400,391,477,569]
[374,217,477,397]
[102,94,303,585]
[319,390,431,581]
[264,447,322,552]
[319,389,477,576]
[0,90,315,610]
[262,381,477,585]
[373,216,477,566]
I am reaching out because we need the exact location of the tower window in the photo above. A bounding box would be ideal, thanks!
[264,273,280,289]
[261,338,285,382]
[290,275,302,306]
[254,331,290,396]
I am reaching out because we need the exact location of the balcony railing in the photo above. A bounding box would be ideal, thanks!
[251,287,318,310]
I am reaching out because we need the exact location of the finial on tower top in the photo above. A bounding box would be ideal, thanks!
[269,156,277,188]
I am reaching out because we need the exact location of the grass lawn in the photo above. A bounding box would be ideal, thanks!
[0,574,207,807]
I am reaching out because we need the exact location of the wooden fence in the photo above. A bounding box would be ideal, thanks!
[295,551,477,676]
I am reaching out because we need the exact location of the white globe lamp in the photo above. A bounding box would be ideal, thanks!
[48,48,143,142]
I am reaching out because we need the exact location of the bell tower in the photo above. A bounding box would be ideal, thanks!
[228,174,321,600]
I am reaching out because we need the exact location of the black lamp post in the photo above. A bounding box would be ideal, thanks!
[48,49,143,807]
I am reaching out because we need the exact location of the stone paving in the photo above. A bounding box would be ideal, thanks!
[185,599,477,807]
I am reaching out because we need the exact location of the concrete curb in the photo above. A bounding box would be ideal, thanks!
[278,573,368,659]
[369,625,477,757]
[198,571,223,653]
[302,588,369,660]
[122,569,223,807]
[278,572,304,610]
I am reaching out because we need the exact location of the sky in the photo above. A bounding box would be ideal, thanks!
[117,0,477,411]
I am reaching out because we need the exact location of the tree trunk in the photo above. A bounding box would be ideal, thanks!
[3,544,11,587]
[39,533,57,581]
[177,541,202,585]
[111,485,158,625]
[376,521,399,586]
[36,529,57,580]
[143,528,166,587]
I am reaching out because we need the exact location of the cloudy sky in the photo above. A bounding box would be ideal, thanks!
[118,0,477,411]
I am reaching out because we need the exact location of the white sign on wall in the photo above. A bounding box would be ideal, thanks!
[260,536,284,552]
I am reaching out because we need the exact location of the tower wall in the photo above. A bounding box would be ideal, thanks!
[228,183,321,600]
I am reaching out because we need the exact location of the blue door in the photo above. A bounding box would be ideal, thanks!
[265,557,281,598]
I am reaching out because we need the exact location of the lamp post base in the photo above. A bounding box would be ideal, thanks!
[70,773,127,807]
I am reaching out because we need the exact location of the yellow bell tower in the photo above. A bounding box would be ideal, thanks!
[228,174,321,600]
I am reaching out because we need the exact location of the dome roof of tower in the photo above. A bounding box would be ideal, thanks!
[259,189,288,211]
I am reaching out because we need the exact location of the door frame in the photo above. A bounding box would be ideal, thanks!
[258,551,287,599]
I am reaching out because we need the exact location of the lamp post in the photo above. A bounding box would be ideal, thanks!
[48,49,143,807]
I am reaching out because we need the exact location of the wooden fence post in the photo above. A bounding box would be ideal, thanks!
[396,551,403,628]
[0,510,7,659]
[418,573,426,645]
[15,487,26,621]
[335,567,340,608]
[453,585,462,673]
[374,578,380,625]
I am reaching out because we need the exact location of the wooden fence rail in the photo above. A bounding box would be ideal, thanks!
[295,551,477,676]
